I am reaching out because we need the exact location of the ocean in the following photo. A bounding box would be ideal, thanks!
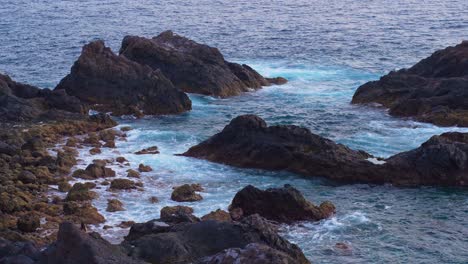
[2,0,468,263]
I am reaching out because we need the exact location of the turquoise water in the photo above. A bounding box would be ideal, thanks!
[3,1,468,263]
[65,61,468,264]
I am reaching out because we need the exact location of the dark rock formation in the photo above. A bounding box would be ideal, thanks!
[0,238,40,264]
[182,114,379,184]
[134,146,159,155]
[55,40,191,116]
[199,243,303,264]
[159,206,199,224]
[0,73,85,122]
[123,214,309,264]
[120,31,287,97]
[183,115,468,186]
[229,185,335,223]
[106,199,125,212]
[383,132,468,186]
[39,222,143,264]
[110,179,136,190]
[352,41,468,127]
[171,184,203,202]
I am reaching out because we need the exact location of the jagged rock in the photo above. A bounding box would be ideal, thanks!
[0,238,40,264]
[39,222,143,264]
[138,164,152,172]
[182,115,377,184]
[110,179,136,190]
[160,206,199,224]
[352,41,468,127]
[123,214,309,264]
[120,31,287,97]
[229,185,335,223]
[0,73,86,122]
[171,184,203,202]
[183,114,468,187]
[126,169,140,178]
[55,40,192,116]
[199,243,303,264]
[106,199,124,212]
[201,209,231,222]
[65,183,97,201]
[134,146,159,155]
[63,202,105,225]
[16,213,40,233]
[17,171,36,184]
[57,182,72,193]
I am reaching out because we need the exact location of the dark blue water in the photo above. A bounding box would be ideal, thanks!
[3,1,468,263]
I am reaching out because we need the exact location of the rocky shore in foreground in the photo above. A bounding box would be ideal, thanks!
[183,115,468,186]
[1,31,467,263]
[352,41,468,127]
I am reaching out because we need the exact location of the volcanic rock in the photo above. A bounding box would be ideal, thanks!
[352,41,468,127]
[120,31,287,97]
[55,40,192,116]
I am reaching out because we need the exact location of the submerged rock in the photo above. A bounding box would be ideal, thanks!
[352,41,468,127]
[55,40,192,116]
[229,185,335,223]
[183,115,468,186]
[123,214,309,264]
[134,146,159,155]
[120,31,287,97]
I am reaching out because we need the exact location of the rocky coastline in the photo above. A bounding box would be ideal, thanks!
[352,41,468,127]
[1,32,467,263]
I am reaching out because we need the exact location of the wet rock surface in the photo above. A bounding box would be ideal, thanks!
[55,40,192,116]
[229,185,335,223]
[171,184,203,202]
[352,41,468,127]
[184,115,468,186]
[120,31,287,97]
[123,214,309,264]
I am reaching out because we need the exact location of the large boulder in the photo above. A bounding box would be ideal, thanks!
[384,132,468,186]
[199,243,303,264]
[120,31,287,97]
[0,73,85,122]
[123,214,309,264]
[183,115,468,187]
[171,184,203,202]
[182,115,379,184]
[55,40,192,116]
[229,185,335,223]
[352,41,468,127]
[39,222,143,264]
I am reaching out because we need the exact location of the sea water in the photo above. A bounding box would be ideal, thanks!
[2,1,468,263]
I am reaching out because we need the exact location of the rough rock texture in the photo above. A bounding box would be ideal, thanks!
[229,185,335,223]
[39,222,143,264]
[159,206,199,224]
[123,214,309,264]
[201,209,231,222]
[199,243,302,264]
[384,132,468,186]
[183,115,468,186]
[110,179,136,190]
[171,184,203,202]
[352,41,468,127]
[120,31,287,97]
[0,238,40,264]
[182,114,378,184]
[55,40,192,116]
[0,73,85,122]
[106,199,125,212]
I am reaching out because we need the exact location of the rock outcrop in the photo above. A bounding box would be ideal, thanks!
[55,40,192,116]
[352,41,468,127]
[0,73,85,122]
[123,214,310,264]
[39,222,143,264]
[120,31,287,97]
[182,114,379,184]
[229,185,335,223]
[183,115,468,186]
[171,184,203,202]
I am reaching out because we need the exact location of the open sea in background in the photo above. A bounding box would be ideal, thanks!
[2,1,468,263]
